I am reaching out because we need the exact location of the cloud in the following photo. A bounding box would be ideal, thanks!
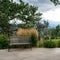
[42,8,60,22]
[42,8,60,27]
[23,0,51,5]
[15,0,59,12]
[23,0,55,12]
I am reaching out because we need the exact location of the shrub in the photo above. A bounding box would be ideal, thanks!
[50,39,60,47]
[37,41,43,47]
[44,35,50,40]
[37,40,44,47]
[0,35,9,49]
[52,40,59,47]
[58,40,60,47]
[16,28,38,38]
[44,40,56,48]
[31,33,38,47]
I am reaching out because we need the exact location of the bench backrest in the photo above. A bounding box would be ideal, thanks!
[9,36,31,44]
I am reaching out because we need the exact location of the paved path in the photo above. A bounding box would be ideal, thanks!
[0,48,60,60]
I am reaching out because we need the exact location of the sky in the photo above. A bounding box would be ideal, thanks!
[14,0,60,27]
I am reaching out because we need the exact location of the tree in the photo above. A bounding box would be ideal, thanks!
[50,0,60,5]
[0,0,42,36]
[17,1,42,28]
[0,0,14,33]
[36,20,49,40]
[36,22,44,40]
[48,25,60,39]
[0,0,59,36]
[43,21,49,35]
[55,25,60,38]
[49,28,56,39]
[0,0,20,35]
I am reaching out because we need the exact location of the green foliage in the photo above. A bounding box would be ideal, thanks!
[54,39,60,47]
[0,0,42,34]
[44,35,50,40]
[51,39,59,47]
[56,25,60,38]
[37,41,43,47]
[43,39,60,48]
[0,0,19,34]
[50,0,60,5]
[48,25,60,39]
[51,39,60,48]
[57,40,60,47]
[36,20,49,40]
[44,40,56,48]
[0,35,9,49]
[17,2,42,28]
[36,39,60,48]
[31,33,38,47]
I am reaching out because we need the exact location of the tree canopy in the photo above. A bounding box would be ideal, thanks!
[0,0,60,35]
[17,3,42,28]
[0,0,19,34]
[50,0,60,5]
[0,0,42,35]
[48,25,60,39]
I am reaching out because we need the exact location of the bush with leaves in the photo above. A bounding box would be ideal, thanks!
[0,35,9,49]
[58,40,60,47]
[37,41,44,47]
[30,33,38,47]
[44,40,56,48]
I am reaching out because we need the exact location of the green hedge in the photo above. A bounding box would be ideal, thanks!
[51,39,60,47]
[0,35,9,49]
[43,39,60,48]
[57,40,60,47]
[44,40,56,48]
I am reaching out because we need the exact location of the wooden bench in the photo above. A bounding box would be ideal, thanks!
[8,36,32,51]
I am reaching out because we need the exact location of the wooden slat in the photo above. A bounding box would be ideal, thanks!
[10,43,31,45]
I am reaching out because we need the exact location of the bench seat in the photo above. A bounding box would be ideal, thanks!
[10,43,31,45]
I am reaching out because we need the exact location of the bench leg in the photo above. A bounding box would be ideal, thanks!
[30,44,32,50]
[8,45,10,52]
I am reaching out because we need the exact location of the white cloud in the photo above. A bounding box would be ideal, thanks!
[10,19,25,24]
[42,8,60,23]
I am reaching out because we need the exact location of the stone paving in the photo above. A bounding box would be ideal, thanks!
[0,48,60,60]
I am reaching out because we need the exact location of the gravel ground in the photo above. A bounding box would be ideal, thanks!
[0,48,60,60]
